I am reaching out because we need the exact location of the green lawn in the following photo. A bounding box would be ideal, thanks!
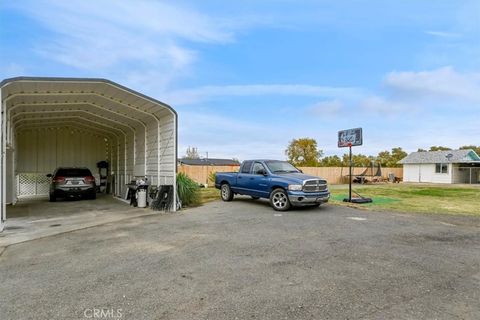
[329,183,480,216]
[198,184,479,216]
[199,187,220,204]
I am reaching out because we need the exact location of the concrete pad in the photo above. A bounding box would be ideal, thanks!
[0,195,157,248]
[1,199,479,319]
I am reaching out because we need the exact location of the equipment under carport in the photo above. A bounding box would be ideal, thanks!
[150,185,175,211]
[126,183,149,208]
[96,161,109,193]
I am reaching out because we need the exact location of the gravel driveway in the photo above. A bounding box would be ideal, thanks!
[1,197,479,319]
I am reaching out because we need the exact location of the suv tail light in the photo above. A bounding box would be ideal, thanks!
[53,176,65,183]
[85,176,96,184]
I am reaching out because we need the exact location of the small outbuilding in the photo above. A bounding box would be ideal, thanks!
[399,149,480,184]
[0,77,178,231]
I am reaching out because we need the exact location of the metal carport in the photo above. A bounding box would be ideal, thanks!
[0,77,177,231]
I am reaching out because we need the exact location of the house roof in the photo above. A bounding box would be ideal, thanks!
[399,149,480,164]
[178,158,240,166]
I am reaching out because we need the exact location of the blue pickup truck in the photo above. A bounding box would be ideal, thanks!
[215,160,330,211]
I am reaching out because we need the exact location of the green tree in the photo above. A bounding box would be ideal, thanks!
[459,145,480,155]
[390,147,408,167]
[319,155,342,167]
[376,147,407,167]
[429,146,452,151]
[285,138,323,166]
[342,153,374,167]
[417,148,427,152]
[377,150,391,167]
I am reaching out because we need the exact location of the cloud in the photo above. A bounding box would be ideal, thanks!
[425,31,462,39]
[384,66,480,104]
[178,110,288,160]
[0,63,27,77]
[359,96,410,114]
[8,0,238,87]
[304,66,480,119]
[164,84,363,105]
[307,100,344,116]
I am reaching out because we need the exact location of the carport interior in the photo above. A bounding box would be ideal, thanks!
[1,77,177,228]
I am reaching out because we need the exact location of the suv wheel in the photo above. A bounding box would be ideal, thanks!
[49,193,56,202]
[270,188,291,211]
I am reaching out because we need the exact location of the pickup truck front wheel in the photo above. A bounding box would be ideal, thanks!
[220,183,234,201]
[270,188,291,211]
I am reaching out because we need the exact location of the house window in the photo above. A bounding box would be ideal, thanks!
[435,163,448,174]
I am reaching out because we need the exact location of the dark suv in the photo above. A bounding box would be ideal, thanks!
[47,167,96,202]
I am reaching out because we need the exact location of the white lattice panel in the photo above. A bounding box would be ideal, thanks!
[17,173,50,198]
[36,175,51,195]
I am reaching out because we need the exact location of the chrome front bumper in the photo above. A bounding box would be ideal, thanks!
[288,191,330,206]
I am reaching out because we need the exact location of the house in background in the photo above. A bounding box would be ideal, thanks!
[399,149,480,184]
[178,158,240,166]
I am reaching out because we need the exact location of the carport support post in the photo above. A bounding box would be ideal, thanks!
[0,89,5,231]
[348,144,352,202]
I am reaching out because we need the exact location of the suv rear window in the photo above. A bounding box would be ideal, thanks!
[55,168,92,177]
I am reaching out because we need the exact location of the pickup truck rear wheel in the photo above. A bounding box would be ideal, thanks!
[270,188,291,211]
[220,183,234,201]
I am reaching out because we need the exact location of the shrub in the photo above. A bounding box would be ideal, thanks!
[208,171,217,185]
[177,172,200,207]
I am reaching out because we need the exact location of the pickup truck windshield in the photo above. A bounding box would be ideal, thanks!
[265,161,300,173]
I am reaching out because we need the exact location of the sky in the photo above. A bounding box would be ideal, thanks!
[1,0,479,161]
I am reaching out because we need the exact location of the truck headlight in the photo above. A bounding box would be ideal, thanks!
[288,184,303,191]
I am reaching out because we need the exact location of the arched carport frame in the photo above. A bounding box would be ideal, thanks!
[0,77,178,231]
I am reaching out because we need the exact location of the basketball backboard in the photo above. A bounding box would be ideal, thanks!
[338,128,362,147]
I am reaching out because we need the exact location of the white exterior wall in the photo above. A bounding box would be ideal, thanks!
[143,114,176,186]
[403,164,421,182]
[15,127,113,199]
[403,163,453,183]
[158,114,176,185]
[16,128,110,174]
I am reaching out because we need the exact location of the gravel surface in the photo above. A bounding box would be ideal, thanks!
[1,197,479,319]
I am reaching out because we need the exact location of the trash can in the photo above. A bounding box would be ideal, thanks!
[137,189,147,208]
[388,173,395,183]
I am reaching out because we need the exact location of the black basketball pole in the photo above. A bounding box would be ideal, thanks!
[349,144,352,202]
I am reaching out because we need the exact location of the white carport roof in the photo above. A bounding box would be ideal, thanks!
[1,77,177,148]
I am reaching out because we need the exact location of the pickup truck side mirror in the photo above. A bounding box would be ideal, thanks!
[299,169,303,173]
[258,169,268,176]
[46,174,52,178]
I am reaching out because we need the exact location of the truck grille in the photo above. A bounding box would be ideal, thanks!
[303,180,327,192]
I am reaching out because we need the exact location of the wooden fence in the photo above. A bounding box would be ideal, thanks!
[178,165,240,186]
[298,167,403,184]
[178,165,403,185]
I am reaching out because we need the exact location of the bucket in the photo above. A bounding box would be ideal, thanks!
[137,189,147,208]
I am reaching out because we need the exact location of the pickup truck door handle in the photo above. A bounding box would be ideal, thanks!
[250,177,254,180]
[238,176,242,179]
